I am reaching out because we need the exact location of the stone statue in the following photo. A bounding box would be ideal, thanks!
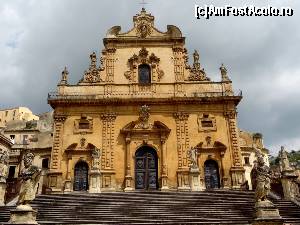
[279,146,292,172]
[220,64,230,81]
[193,50,199,64]
[254,150,272,203]
[91,148,101,170]
[187,147,198,169]
[0,151,9,183]
[17,152,41,206]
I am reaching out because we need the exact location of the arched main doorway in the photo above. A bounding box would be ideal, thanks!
[74,161,89,191]
[204,160,220,189]
[135,146,158,190]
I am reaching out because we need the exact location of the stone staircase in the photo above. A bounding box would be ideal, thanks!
[0,190,299,224]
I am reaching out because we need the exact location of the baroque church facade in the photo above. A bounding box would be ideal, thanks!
[47,9,246,193]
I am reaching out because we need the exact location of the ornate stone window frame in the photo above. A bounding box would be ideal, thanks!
[197,113,217,132]
[124,47,164,83]
[74,115,93,134]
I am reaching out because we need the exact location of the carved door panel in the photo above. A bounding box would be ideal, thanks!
[74,162,88,191]
[204,160,220,189]
[135,149,158,190]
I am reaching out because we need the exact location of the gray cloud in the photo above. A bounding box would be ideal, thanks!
[0,0,299,154]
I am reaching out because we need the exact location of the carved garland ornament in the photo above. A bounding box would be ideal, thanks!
[124,47,164,82]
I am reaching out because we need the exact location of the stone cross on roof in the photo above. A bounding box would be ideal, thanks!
[140,0,147,9]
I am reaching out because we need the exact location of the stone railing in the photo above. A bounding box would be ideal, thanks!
[48,82,242,101]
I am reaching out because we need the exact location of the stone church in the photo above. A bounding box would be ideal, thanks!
[47,9,246,193]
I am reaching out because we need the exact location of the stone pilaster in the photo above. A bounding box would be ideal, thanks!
[47,115,66,193]
[104,48,116,83]
[173,112,190,191]
[172,47,185,82]
[100,112,117,191]
[160,137,169,191]
[225,110,245,188]
[124,135,134,192]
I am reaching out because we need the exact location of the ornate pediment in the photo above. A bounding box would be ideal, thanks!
[78,52,104,84]
[106,9,182,39]
[195,137,226,150]
[65,142,97,152]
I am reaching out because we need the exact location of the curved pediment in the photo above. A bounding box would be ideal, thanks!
[121,120,170,134]
[65,141,97,152]
[105,9,182,40]
[195,139,227,151]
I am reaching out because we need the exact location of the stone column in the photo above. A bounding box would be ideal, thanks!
[124,135,134,192]
[160,137,169,191]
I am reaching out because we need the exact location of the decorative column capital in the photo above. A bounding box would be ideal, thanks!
[224,110,236,119]
[54,115,67,123]
[173,112,189,121]
[100,112,117,121]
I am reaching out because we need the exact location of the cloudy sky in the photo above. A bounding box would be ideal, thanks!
[0,0,299,154]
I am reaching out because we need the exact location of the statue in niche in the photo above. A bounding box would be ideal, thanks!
[187,147,198,169]
[254,150,272,203]
[17,152,41,206]
[0,151,9,183]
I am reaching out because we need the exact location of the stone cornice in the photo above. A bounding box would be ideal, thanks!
[48,95,242,108]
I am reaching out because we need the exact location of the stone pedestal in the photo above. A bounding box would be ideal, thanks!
[89,170,101,193]
[124,175,134,192]
[8,205,39,225]
[161,174,169,191]
[189,167,203,191]
[47,171,63,193]
[177,170,191,191]
[253,200,284,225]
[63,180,72,193]
[0,182,7,206]
[230,167,245,189]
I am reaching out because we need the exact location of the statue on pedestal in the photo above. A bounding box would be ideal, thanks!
[17,152,41,206]
[8,152,41,224]
[254,150,272,203]
[187,147,198,170]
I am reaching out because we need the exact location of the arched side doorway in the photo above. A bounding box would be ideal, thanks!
[204,160,220,189]
[135,146,158,190]
[74,161,89,191]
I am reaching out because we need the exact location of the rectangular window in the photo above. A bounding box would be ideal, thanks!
[201,120,213,127]
[23,135,28,144]
[244,157,250,165]
[8,166,16,178]
[79,119,90,129]
[5,111,8,117]
[42,158,49,169]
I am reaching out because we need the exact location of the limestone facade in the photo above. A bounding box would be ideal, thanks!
[47,9,247,193]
